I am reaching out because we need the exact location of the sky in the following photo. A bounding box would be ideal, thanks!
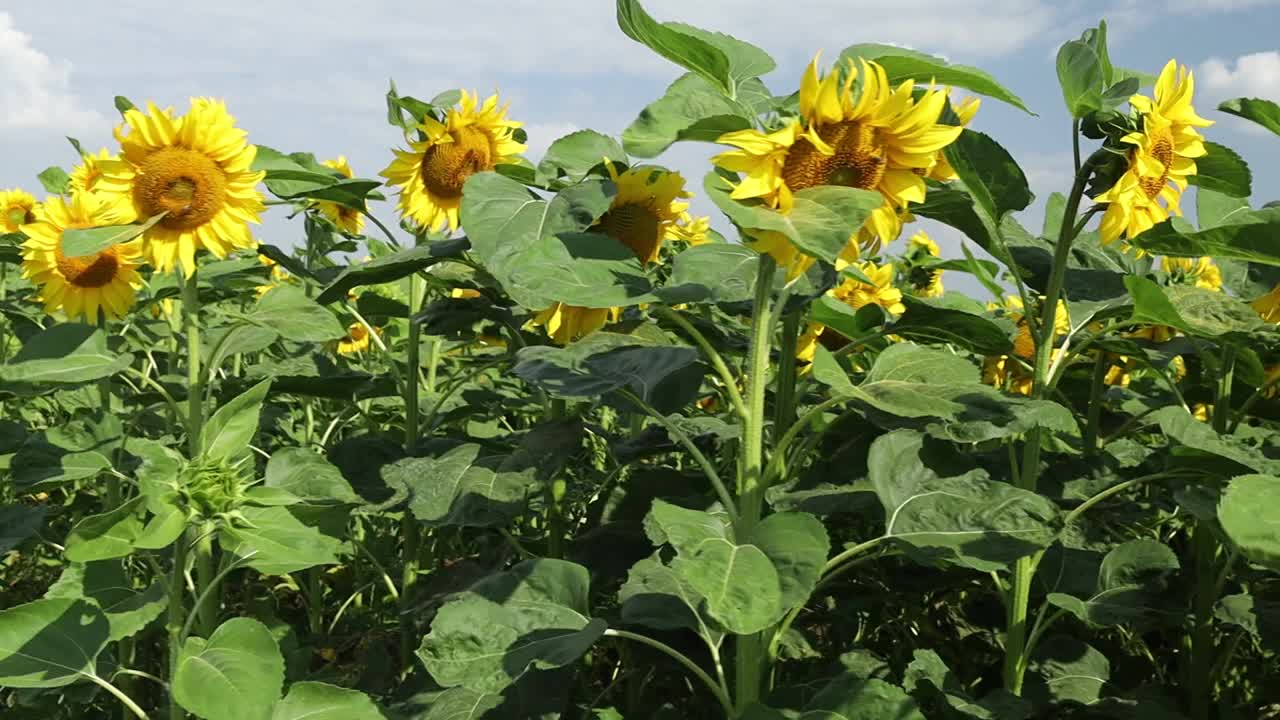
[1,0,1278,294]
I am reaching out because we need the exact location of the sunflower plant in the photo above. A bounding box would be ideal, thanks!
[2,3,1280,720]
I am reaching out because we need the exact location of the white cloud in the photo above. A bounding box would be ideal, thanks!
[0,12,103,131]
[1198,51,1280,101]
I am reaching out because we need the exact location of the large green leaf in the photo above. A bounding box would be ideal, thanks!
[1127,213,1280,267]
[534,130,627,185]
[514,332,699,400]
[64,495,145,563]
[1197,188,1252,230]
[272,681,387,720]
[801,674,926,720]
[316,238,470,304]
[705,171,883,263]
[201,379,272,463]
[1219,474,1280,571]
[410,687,503,720]
[1187,141,1252,198]
[661,242,759,303]
[0,505,45,553]
[264,448,360,506]
[174,618,285,720]
[0,324,133,386]
[941,130,1033,231]
[622,73,754,158]
[249,286,345,342]
[219,506,345,575]
[1026,636,1110,705]
[748,512,829,615]
[507,231,655,308]
[838,43,1031,114]
[0,598,109,688]
[671,536,783,634]
[418,559,604,693]
[1154,407,1280,475]
[870,430,1061,572]
[1125,276,1266,338]
[58,212,167,258]
[1047,539,1180,627]
[1215,593,1280,652]
[615,0,733,95]
[45,560,166,642]
[11,442,110,491]
[1218,97,1280,136]
[618,554,715,634]
[1055,40,1105,116]
[642,499,731,555]
[888,295,1014,356]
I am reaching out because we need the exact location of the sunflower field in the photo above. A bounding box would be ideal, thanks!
[3,2,1280,719]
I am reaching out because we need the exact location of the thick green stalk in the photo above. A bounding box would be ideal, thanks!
[545,398,569,558]
[192,525,217,638]
[399,272,425,668]
[1003,144,1105,695]
[182,270,203,456]
[734,255,778,713]
[166,535,189,720]
[1082,352,1109,456]
[774,312,801,434]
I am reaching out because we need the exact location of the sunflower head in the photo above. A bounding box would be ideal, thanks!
[317,156,366,235]
[526,303,621,346]
[254,255,294,298]
[19,192,143,321]
[381,90,525,234]
[95,98,267,276]
[713,54,963,259]
[992,295,1071,360]
[1,189,38,233]
[337,322,381,356]
[1253,285,1280,323]
[1095,60,1212,245]
[1162,256,1222,291]
[831,261,905,316]
[593,161,691,264]
[983,355,1034,396]
[69,148,118,196]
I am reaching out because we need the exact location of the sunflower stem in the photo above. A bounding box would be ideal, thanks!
[181,268,203,456]
[166,533,190,720]
[399,271,425,670]
[1083,351,1109,456]
[774,311,801,434]
[734,254,778,713]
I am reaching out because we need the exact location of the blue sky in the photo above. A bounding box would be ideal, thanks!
[1,0,1277,292]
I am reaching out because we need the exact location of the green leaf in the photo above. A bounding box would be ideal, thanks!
[643,499,731,555]
[618,554,715,634]
[508,231,655,308]
[1047,539,1180,627]
[1127,213,1280,267]
[870,430,1061,572]
[705,171,883,263]
[411,687,503,720]
[802,674,926,720]
[911,185,999,258]
[272,682,387,720]
[174,618,285,720]
[534,130,627,185]
[1027,636,1109,705]
[316,238,468,305]
[0,598,108,688]
[460,172,615,309]
[133,505,186,551]
[671,536,782,634]
[219,506,345,575]
[37,166,70,195]
[1187,141,1252,198]
[838,43,1031,114]
[11,443,110,491]
[942,130,1033,226]
[201,379,272,463]
[1056,40,1105,116]
[889,296,1015,356]
[1215,593,1280,652]
[264,448,360,506]
[45,561,166,642]
[58,212,167,258]
[1218,97,1280,136]
[515,332,698,400]
[249,286,345,342]
[418,559,603,693]
[615,0,732,96]
[1219,474,1280,571]
[748,512,829,615]
[1125,276,1266,338]
[0,505,45,553]
[1197,188,1252,230]
[665,23,775,87]
[0,324,132,386]
[114,96,135,114]
[661,242,759,303]
[621,73,753,158]
[1154,407,1280,475]
[64,496,145,563]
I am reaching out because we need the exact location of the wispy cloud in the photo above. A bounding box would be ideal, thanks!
[0,12,104,132]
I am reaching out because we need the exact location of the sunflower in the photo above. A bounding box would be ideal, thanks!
[982,295,1071,395]
[69,148,116,195]
[1095,60,1213,245]
[1255,285,1280,323]
[254,255,294,298]
[924,96,980,181]
[833,261,906,315]
[316,156,366,234]
[19,193,143,321]
[713,54,963,263]
[337,322,381,356]
[668,212,712,246]
[381,90,525,234]
[1162,256,1221,291]
[1,188,37,233]
[904,230,944,297]
[527,163,696,345]
[95,98,266,276]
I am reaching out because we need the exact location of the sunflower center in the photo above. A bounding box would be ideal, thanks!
[595,203,662,263]
[781,121,888,192]
[55,236,121,289]
[348,325,369,342]
[134,148,228,231]
[420,126,493,199]
[1139,129,1176,201]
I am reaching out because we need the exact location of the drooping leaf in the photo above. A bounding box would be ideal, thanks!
[889,296,1015,356]
[249,286,345,342]
[219,506,345,575]
[618,554,714,634]
[534,130,627,184]
[1218,97,1280,137]
[622,73,755,158]
[271,681,387,720]
[748,512,829,615]
[942,130,1034,225]
[316,238,470,304]
[1125,276,1266,338]
[0,598,109,688]
[1215,593,1280,652]
[839,43,1031,113]
[1187,141,1252,198]
[870,430,1062,572]
[507,231,656,308]
[514,332,699,400]
[615,0,733,95]
[58,212,167,258]
[671,536,782,634]
[44,560,167,642]
[64,496,145,563]
[1047,539,1180,627]
[1127,213,1280,267]
[1026,636,1110,705]
[174,618,285,720]
[801,674,927,720]
[1218,474,1280,571]
[661,242,759,304]
[0,505,46,554]
[0,324,133,386]
[264,448,361,506]
[642,499,731,555]
[201,379,272,463]
[418,559,604,694]
[1154,407,1280,475]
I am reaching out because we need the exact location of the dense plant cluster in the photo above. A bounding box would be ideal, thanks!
[1,3,1279,719]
